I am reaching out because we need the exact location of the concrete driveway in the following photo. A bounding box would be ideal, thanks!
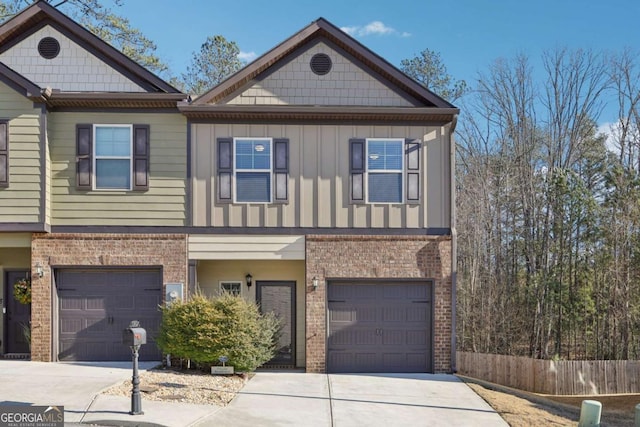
[0,361,507,426]
[196,372,508,427]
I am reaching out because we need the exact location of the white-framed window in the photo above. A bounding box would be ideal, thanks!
[366,138,404,203]
[234,137,272,203]
[220,281,242,296]
[93,124,133,190]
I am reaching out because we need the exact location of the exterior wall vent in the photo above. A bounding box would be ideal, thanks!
[38,37,60,59]
[310,53,332,75]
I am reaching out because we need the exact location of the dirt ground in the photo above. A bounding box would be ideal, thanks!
[462,377,637,427]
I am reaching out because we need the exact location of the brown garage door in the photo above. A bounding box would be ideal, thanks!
[57,268,162,362]
[327,281,432,373]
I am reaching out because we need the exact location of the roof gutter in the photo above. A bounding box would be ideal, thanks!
[450,114,459,374]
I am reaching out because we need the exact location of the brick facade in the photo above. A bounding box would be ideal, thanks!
[305,234,453,373]
[30,233,188,362]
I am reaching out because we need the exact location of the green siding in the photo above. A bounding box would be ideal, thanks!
[49,112,187,226]
[0,81,43,224]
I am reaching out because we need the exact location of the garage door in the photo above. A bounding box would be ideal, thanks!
[57,269,163,362]
[327,281,432,373]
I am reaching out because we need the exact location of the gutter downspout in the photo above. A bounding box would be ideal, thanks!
[450,114,459,373]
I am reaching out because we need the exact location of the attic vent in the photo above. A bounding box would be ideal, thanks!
[38,37,60,59]
[310,53,332,75]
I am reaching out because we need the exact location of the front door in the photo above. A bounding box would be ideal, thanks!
[4,270,31,354]
[256,281,295,366]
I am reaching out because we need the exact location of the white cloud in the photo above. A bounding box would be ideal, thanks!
[238,51,257,62]
[361,21,394,36]
[340,25,359,36]
[598,121,620,154]
[340,21,410,38]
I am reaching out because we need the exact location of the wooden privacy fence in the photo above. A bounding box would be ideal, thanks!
[457,352,640,395]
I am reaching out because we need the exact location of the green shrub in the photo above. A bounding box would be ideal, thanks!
[157,293,280,371]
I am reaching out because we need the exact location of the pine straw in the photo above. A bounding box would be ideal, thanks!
[103,368,247,406]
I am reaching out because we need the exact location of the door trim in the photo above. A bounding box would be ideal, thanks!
[3,269,31,354]
[256,281,296,366]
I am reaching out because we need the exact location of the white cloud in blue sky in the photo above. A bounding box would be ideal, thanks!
[238,51,257,62]
[340,21,410,38]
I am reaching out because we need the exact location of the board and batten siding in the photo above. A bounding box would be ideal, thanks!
[0,81,43,224]
[191,123,450,229]
[49,112,187,226]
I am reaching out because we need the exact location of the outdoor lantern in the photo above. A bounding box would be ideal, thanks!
[35,262,43,278]
[245,273,252,288]
[312,277,319,291]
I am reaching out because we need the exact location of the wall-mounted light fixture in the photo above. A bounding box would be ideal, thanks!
[312,276,319,291]
[35,262,44,278]
[245,273,253,288]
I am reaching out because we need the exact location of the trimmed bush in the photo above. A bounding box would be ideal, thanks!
[157,293,280,371]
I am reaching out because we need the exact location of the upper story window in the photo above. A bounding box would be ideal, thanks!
[216,137,289,205]
[76,123,149,192]
[94,125,132,190]
[367,139,403,203]
[235,138,272,202]
[350,137,421,205]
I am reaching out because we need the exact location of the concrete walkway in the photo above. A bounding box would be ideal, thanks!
[0,361,507,426]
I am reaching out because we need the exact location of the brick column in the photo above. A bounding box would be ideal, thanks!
[305,235,452,373]
[30,233,188,362]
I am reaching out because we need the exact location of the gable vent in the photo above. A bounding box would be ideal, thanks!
[38,37,60,60]
[310,53,332,75]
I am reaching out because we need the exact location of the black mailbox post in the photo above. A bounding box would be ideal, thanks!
[123,320,146,415]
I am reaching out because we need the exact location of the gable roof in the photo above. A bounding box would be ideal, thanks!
[0,0,180,95]
[190,17,457,111]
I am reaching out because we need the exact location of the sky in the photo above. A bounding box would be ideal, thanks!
[112,0,640,125]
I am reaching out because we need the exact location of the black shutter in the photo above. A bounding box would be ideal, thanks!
[76,124,92,190]
[217,137,233,203]
[349,138,365,203]
[0,120,8,187]
[273,138,289,203]
[133,124,150,191]
[405,138,421,204]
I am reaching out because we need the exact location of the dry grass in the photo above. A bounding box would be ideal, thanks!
[462,376,636,427]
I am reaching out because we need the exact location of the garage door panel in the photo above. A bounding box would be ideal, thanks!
[328,281,432,373]
[381,330,405,345]
[60,318,82,334]
[58,268,162,362]
[86,296,106,310]
[328,305,354,323]
[134,294,162,310]
[406,330,428,346]
[60,297,83,310]
[406,306,428,322]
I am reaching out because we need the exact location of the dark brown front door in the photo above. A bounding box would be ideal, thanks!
[4,270,31,354]
[256,281,295,366]
[327,281,432,373]
[57,268,162,362]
